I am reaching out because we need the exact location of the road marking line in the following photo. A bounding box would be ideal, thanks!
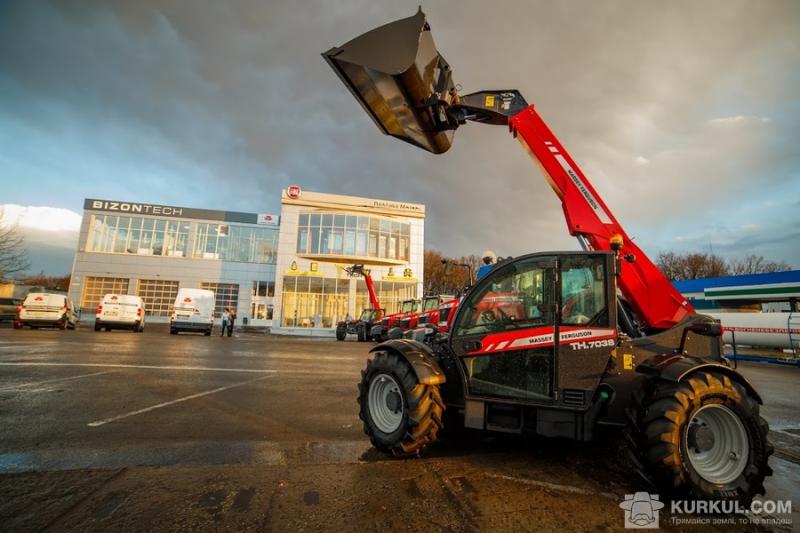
[0,370,115,392]
[0,362,278,374]
[0,362,360,377]
[483,473,618,500]
[87,374,275,427]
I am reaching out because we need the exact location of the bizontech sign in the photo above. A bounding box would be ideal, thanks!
[84,199,278,226]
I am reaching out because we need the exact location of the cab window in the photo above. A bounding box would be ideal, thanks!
[454,259,555,336]
[560,256,608,326]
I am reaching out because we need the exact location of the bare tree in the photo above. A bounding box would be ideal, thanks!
[0,209,30,278]
[657,251,791,280]
[424,249,482,295]
[729,254,792,275]
[655,252,682,281]
[22,272,71,291]
[656,252,729,280]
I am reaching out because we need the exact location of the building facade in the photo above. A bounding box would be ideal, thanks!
[68,189,426,334]
[673,270,800,312]
[272,187,425,336]
[69,199,280,325]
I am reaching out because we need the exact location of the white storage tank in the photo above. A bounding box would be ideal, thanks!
[707,312,799,351]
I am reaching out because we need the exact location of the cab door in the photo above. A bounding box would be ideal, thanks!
[449,256,558,402]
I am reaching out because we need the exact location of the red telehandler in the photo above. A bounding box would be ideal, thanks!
[324,9,772,502]
[336,265,384,342]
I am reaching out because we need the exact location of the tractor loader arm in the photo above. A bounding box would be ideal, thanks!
[346,264,381,313]
[323,8,693,332]
[507,106,694,331]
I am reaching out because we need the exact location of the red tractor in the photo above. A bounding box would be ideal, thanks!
[325,9,772,503]
[370,298,419,342]
[399,294,451,332]
[336,265,384,342]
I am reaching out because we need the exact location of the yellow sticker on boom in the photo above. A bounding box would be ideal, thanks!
[484,95,495,108]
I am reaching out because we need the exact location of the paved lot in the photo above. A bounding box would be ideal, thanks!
[0,325,797,531]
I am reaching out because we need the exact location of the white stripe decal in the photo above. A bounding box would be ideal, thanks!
[548,146,559,153]
[505,329,615,351]
[495,341,509,351]
[553,155,613,224]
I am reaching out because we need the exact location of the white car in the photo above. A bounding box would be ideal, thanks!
[95,294,146,332]
[14,292,78,330]
[170,288,215,335]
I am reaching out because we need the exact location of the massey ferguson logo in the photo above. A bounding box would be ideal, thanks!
[287,185,301,199]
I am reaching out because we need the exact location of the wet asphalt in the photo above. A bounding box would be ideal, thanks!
[0,325,798,531]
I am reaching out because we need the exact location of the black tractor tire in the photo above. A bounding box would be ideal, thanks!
[632,370,772,503]
[170,328,177,335]
[357,324,367,342]
[335,327,346,341]
[358,350,444,457]
[94,323,101,332]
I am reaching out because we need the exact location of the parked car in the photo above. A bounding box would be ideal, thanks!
[0,297,24,322]
[170,288,214,335]
[14,292,78,330]
[95,294,146,332]
[0,282,29,322]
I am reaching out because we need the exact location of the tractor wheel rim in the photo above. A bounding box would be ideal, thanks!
[367,373,404,434]
[684,404,749,484]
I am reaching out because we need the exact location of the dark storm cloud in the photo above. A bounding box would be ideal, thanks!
[1,0,798,265]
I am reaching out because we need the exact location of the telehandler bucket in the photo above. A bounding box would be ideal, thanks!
[322,8,456,154]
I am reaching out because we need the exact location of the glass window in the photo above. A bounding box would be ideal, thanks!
[297,228,308,253]
[310,227,320,254]
[252,280,275,297]
[454,259,555,337]
[294,211,412,261]
[560,256,608,326]
[86,214,189,257]
[356,231,367,256]
[281,276,350,328]
[193,223,278,263]
[343,230,356,256]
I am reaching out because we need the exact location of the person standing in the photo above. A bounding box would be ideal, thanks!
[227,307,236,337]
[220,308,230,337]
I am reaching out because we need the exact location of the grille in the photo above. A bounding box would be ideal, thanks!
[562,389,585,406]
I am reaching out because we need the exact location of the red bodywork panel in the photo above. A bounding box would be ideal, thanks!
[509,106,694,331]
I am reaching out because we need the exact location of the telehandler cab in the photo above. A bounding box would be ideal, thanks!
[323,9,772,502]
